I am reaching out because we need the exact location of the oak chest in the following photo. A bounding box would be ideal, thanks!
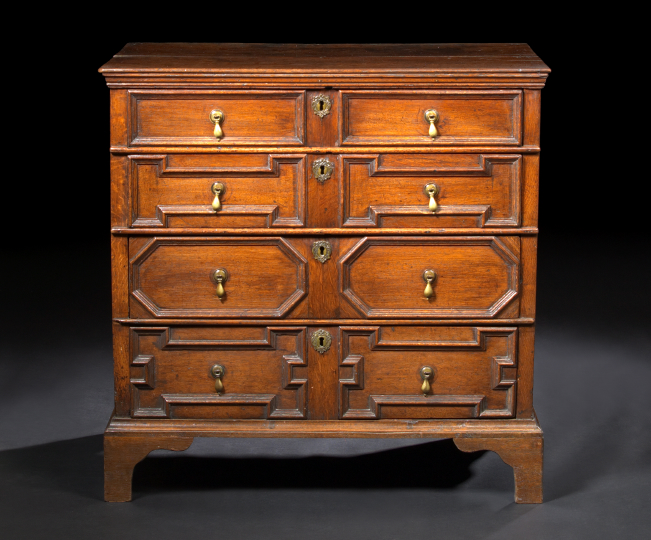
[99,43,550,503]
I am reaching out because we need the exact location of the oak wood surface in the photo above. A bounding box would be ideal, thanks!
[454,435,543,503]
[129,326,307,419]
[341,91,522,146]
[103,42,547,503]
[339,326,518,419]
[127,236,522,320]
[341,154,521,228]
[129,154,306,228]
[100,43,550,82]
[104,434,193,502]
[130,90,305,146]
[106,415,543,438]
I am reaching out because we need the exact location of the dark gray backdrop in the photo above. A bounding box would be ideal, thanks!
[1,23,649,540]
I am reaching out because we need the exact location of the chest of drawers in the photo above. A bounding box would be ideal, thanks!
[100,43,549,503]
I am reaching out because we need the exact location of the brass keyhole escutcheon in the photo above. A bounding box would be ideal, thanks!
[210,364,226,394]
[312,159,334,183]
[311,94,332,118]
[424,183,439,212]
[423,269,437,299]
[211,268,228,300]
[209,109,225,140]
[420,366,434,395]
[424,109,439,139]
[312,241,332,263]
[311,329,332,354]
[211,182,225,211]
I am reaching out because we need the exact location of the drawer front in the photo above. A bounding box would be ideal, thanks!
[339,236,520,319]
[339,326,517,419]
[130,326,307,419]
[129,154,306,228]
[129,237,307,318]
[342,154,521,228]
[341,91,522,146]
[129,91,305,146]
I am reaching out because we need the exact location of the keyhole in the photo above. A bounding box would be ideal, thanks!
[320,165,325,175]
[319,246,325,255]
[319,99,324,111]
[319,337,324,346]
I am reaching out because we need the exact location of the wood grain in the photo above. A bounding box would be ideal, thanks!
[129,154,306,228]
[454,434,543,503]
[129,90,305,146]
[129,326,307,419]
[339,326,517,419]
[104,434,193,501]
[341,91,522,146]
[341,154,521,228]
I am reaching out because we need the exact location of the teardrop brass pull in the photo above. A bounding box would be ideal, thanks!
[210,364,225,394]
[211,268,228,300]
[420,366,434,395]
[423,269,436,298]
[424,183,439,212]
[211,182,225,211]
[209,109,225,140]
[424,109,439,139]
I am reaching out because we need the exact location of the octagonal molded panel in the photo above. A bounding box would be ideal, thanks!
[130,237,307,318]
[338,236,519,319]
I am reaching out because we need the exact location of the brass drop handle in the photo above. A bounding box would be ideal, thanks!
[211,182,225,211]
[209,109,225,140]
[424,183,439,212]
[423,269,436,299]
[211,269,228,299]
[420,366,434,395]
[210,364,226,394]
[424,109,439,139]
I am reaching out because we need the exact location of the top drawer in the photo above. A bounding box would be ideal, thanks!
[341,91,522,146]
[129,91,305,146]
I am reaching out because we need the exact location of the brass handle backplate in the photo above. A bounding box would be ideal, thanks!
[311,94,332,118]
[211,268,228,300]
[424,109,439,139]
[423,269,436,299]
[420,366,434,395]
[424,183,439,212]
[211,182,225,211]
[312,158,334,183]
[209,109,225,140]
[210,364,226,394]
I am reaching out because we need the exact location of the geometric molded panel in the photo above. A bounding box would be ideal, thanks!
[338,326,517,419]
[130,237,307,318]
[341,154,521,228]
[130,327,308,419]
[339,236,519,319]
[129,154,306,228]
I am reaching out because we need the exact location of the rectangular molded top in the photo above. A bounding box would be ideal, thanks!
[99,43,550,76]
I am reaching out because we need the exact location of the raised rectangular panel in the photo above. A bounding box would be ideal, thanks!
[129,90,305,146]
[341,90,522,146]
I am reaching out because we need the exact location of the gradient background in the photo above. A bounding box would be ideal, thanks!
[1,24,649,539]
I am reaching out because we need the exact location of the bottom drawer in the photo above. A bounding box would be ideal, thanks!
[339,326,517,419]
[128,325,518,420]
[130,326,308,419]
